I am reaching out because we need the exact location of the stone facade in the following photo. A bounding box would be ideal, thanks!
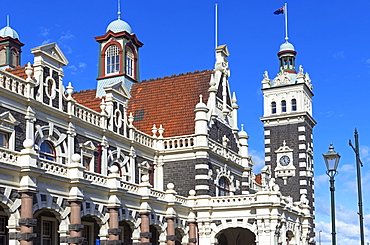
[0,12,315,245]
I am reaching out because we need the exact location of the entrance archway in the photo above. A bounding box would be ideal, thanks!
[216,227,256,245]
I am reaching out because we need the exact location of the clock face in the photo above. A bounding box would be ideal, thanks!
[279,155,290,166]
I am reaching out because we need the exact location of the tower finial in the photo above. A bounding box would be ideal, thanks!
[117,0,121,20]
[6,15,9,27]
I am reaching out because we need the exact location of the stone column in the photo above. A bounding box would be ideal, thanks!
[19,191,37,245]
[68,200,84,245]
[188,221,197,245]
[140,212,151,245]
[108,207,121,243]
[166,217,175,245]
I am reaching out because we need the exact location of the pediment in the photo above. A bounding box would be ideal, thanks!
[0,111,19,126]
[31,42,69,66]
[104,80,131,100]
[79,141,97,151]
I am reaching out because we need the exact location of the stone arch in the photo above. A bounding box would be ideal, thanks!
[107,148,131,181]
[215,227,256,245]
[119,219,135,245]
[34,123,68,163]
[81,214,104,244]
[33,208,63,244]
[214,164,236,196]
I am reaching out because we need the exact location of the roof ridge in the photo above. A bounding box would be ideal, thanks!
[141,69,213,82]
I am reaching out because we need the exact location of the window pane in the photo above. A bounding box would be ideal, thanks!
[292,99,297,111]
[271,102,276,114]
[282,100,287,112]
[106,45,120,74]
[0,133,8,148]
[40,141,56,161]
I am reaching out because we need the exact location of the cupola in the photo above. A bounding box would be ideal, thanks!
[94,4,143,97]
[0,16,24,69]
[277,41,297,74]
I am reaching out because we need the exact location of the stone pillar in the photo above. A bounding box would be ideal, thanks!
[68,200,84,245]
[19,191,37,245]
[188,221,197,245]
[166,217,175,245]
[140,212,151,245]
[108,207,121,244]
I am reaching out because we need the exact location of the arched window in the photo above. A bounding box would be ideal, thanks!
[218,176,230,196]
[125,46,134,78]
[281,100,287,113]
[271,101,277,114]
[106,45,120,74]
[39,141,56,161]
[292,99,297,111]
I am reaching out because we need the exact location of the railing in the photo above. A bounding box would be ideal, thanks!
[209,139,242,165]
[163,135,195,150]
[0,148,19,165]
[133,131,154,148]
[174,195,187,204]
[84,171,108,186]
[150,189,165,200]
[120,181,139,193]
[72,103,102,127]
[0,72,27,97]
[211,195,256,206]
[39,159,68,176]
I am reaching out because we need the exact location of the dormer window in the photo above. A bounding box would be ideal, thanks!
[125,46,134,78]
[271,102,277,114]
[292,99,297,111]
[106,45,120,74]
[281,100,287,113]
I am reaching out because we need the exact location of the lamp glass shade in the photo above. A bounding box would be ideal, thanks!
[323,143,341,172]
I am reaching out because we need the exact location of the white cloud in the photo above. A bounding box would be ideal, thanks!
[249,149,264,172]
[316,205,370,245]
[41,39,52,45]
[78,62,87,68]
[59,31,75,42]
[39,27,49,37]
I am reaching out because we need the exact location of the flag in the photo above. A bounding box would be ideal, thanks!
[273,7,284,15]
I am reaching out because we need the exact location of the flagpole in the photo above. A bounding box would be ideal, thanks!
[284,3,288,42]
[215,3,218,48]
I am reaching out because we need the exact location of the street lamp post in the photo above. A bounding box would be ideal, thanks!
[319,230,322,245]
[323,143,341,245]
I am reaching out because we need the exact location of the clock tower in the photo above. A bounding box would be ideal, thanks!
[260,40,316,229]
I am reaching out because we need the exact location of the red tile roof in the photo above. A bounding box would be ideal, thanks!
[5,66,28,79]
[127,70,213,137]
[72,89,103,112]
[255,174,262,185]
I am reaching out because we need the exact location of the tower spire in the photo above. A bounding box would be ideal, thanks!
[6,15,9,27]
[117,0,121,20]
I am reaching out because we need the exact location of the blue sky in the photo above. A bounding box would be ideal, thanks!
[2,1,370,244]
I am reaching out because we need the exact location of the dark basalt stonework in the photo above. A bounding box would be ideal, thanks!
[163,159,197,197]
[209,119,238,152]
[264,122,314,202]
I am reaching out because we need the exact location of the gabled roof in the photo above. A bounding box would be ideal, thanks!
[127,70,213,137]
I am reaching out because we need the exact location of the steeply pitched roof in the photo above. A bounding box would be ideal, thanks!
[127,70,213,137]
[72,89,103,112]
